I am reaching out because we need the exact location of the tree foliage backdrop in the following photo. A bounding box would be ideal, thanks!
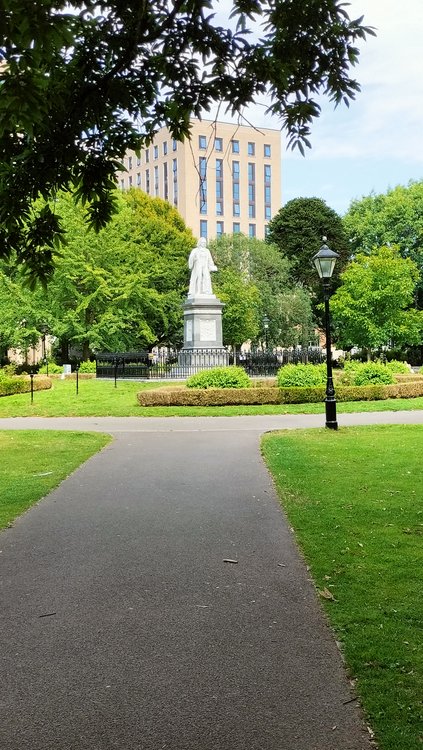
[210,233,315,348]
[266,197,350,290]
[0,1,374,282]
[0,190,194,358]
[330,246,423,358]
[343,181,423,308]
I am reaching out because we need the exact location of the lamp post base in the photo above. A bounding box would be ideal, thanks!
[325,399,338,430]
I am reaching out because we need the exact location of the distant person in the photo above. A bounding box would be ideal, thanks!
[188,237,217,296]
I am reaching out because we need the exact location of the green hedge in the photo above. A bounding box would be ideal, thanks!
[138,380,423,406]
[0,375,52,397]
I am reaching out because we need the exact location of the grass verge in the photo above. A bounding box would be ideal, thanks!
[0,377,423,417]
[262,425,423,750]
[0,430,112,529]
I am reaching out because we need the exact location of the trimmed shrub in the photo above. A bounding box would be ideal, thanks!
[137,379,423,407]
[385,359,410,374]
[395,373,423,382]
[277,363,326,388]
[353,362,395,386]
[78,360,97,373]
[138,386,278,406]
[0,375,52,397]
[186,366,251,389]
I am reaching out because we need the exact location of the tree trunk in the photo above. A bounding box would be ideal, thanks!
[82,340,91,361]
[60,338,69,361]
[366,348,372,362]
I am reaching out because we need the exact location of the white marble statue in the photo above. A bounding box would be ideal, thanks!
[188,237,217,296]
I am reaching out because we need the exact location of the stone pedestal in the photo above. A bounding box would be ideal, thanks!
[179,295,228,370]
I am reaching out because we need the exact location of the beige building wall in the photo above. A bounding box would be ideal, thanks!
[116,118,281,241]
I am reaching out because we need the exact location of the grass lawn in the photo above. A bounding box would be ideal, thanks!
[0,377,423,417]
[262,425,423,750]
[0,430,112,529]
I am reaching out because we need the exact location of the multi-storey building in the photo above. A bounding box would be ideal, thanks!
[116,118,281,240]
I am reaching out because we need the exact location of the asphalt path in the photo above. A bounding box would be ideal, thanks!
[2,411,420,749]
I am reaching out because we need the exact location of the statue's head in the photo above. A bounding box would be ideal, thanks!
[198,237,207,248]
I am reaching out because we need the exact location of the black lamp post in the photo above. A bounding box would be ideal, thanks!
[312,239,339,430]
[263,316,269,351]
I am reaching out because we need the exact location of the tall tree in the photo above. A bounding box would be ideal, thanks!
[210,233,315,347]
[330,246,423,359]
[0,2,374,282]
[0,190,194,358]
[343,181,423,307]
[266,197,350,290]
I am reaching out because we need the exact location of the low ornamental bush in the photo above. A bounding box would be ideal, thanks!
[353,362,395,386]
[277,363,326,388]
[0,375,52,397]
[186,366,251,389]
[385,359,411,374]
[78,360,97,373]
[38,362,63,374]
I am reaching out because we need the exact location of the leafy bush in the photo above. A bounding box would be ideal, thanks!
[0,364,17,377]
[385,359,410,374]
[186,366,251,389]
[0,375,52,397]
[38,362,63,374]
[353,362,395,386]
[78,360,97,373]
[277,363,326,388]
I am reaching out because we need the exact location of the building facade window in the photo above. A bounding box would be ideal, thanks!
[137,156,141,166]
[231,139,239,153]
[215,137,223,151]
[120,179,125,190]
[163,163,168,200]
[264,144,271,157]
[248,142,255,156]
[145,169,150,194]
[199,156,207,214]
[264,163,271,224]
[172,158,178,206]
[233,222,240,233]
[136,172,141,186]
[128,175,133,187]
[216,221,224,236]
[199,135,207,150]
[163,141,168,155]
[172,139,177,151]
[232,160,240,218]
[145,149,150,163]
[154,145,158,159]
[249,223,256,238]
[248,162,256,221]
[128,156,133,170]
[200,220,208,239]
[154,166,159,196]
[215,158,223,215]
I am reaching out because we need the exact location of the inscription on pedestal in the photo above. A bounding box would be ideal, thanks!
[200,319,216,342]
[186,320,193,341]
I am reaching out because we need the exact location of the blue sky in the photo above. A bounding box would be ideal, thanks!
[211,1,423,215]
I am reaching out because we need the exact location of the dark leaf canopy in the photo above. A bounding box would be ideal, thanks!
[0,0,374,281]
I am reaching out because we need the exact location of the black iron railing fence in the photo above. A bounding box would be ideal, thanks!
[95,347,323,380]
